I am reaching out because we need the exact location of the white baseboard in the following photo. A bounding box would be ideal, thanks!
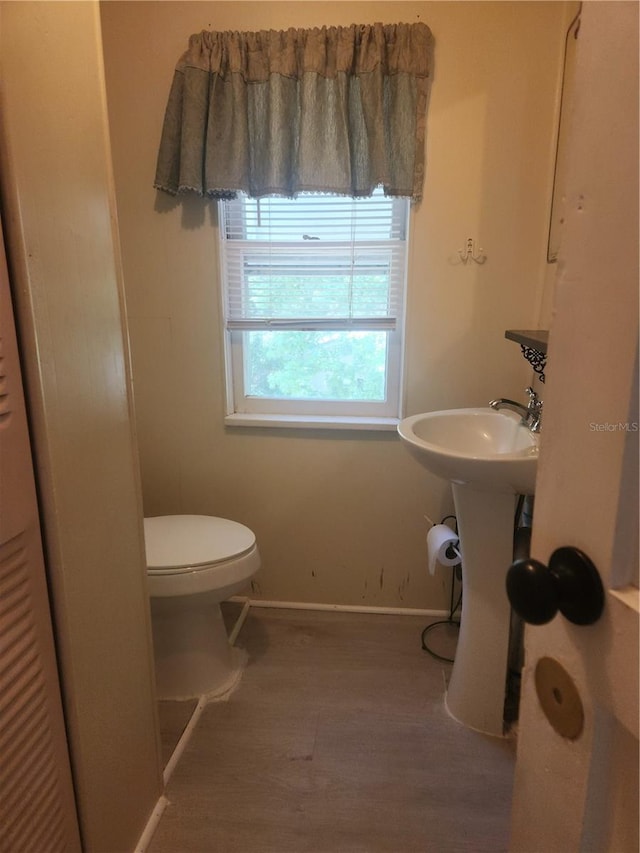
[135,698,207,848]
[162,696,207,786]
[134,795,169,853]
[228,598,251,645]
[230,596,446,618]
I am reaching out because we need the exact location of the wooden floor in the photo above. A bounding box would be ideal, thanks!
[151,606,516,853]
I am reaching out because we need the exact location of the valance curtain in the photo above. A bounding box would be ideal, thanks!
[154,22,434,202]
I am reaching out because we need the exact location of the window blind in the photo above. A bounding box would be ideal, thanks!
[220,192,408,331]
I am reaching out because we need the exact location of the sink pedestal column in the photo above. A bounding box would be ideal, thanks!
[445,484,517,737]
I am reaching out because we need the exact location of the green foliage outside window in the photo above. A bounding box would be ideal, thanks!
[245,329,387,401]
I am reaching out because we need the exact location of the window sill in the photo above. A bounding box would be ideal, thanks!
[224,413,400,431]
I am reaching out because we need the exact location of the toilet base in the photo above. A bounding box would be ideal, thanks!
[150,594,245,700]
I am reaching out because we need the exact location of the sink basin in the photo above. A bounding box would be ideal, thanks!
[398,407,538,494]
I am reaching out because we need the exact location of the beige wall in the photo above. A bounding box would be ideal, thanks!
[101,1,567,610]
[0,2,162,850]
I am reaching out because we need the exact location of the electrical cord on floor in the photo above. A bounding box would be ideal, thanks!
[421,515,462,663]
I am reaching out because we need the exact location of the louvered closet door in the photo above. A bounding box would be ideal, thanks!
[0,220,81,851]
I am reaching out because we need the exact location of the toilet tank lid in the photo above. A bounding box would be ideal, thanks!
[143,515,256,569]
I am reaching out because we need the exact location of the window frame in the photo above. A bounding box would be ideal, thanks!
[218,193,410,430]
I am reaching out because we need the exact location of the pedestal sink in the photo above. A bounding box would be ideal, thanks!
[398,408,539,736]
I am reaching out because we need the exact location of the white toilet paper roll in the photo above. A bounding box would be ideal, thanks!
[427,524,460,575]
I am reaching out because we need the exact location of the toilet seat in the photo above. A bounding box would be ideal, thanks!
[144,515,259,598]
[144,515,256,574]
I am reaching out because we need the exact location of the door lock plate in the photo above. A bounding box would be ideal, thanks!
[534,656,584,740]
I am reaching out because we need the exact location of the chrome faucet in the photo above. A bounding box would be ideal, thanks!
[489,387,543,433]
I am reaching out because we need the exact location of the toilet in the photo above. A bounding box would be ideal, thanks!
[143,514,260,700]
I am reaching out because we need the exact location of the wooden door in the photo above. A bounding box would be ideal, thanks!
[510,3,639,850]
[0,217,81,849]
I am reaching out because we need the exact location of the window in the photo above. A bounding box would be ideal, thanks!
[219,190,409,428]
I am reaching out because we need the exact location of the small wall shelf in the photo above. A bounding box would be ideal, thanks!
[505,330,548,383]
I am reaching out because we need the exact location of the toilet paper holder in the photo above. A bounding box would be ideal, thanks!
[421,514,462,663]
[446,542,462,562]
[427,521,462,575]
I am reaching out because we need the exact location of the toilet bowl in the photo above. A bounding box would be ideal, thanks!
[144,515,260,700]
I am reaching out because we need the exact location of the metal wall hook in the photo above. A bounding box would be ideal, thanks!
[457,237,487,264]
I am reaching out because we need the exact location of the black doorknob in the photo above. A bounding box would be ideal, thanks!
[506,546,604,626]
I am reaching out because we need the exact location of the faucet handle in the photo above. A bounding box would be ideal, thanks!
[524,387,543,433]
[525,386,541,408]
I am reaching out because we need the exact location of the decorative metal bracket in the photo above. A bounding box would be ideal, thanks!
[521,345,546,384]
